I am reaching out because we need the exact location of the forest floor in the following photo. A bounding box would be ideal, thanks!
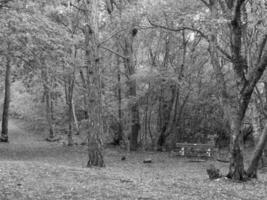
[0,120,267,200]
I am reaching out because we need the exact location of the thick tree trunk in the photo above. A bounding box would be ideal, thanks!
[87,142,104,167]
[157,86,179,150]
[123,27,140,151]
[226,115,247,180]
[247,124,267,178]
[157,129,167,149]
[84,0,104,167]
[0,55,11,143]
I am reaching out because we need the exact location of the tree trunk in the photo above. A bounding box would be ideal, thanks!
[128,69,140,151]
[123,27,140,151]
[87,141,104,167]
[113,55,123,145]
[45,86,55,139]
[251,98,262,144]
[72,100,80,135]
[226,115,247,181]
[43,64,55,139]
[130,103,140,150]
[84,0,104,167]
[0,55,11,143]
[247,123,267,178]
[142,95,149,150]
[157,86,179,150]
[64,73,75,146]
[67,92,74,146]
[157,129,167,149]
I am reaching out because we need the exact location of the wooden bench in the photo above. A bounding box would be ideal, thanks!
[175,143,216,158]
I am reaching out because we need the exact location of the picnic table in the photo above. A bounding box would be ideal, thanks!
[175,143,216,158]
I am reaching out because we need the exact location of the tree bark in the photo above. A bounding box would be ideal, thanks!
[72,100,80,135]
[67,86,74,146]
[64,68,75,146]
[113,55,123,145]
[208,0,248,180]
[251,98,262,145]
[84,0,104,167]
[247,123,267,178]
[130,103,140,150]
[226,114,247,180]
[0,55,11,143]
[157,86,179,150]
[43,64,55,140]
[123,27,140,151]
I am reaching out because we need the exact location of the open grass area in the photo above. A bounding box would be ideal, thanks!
[0,120,267,200]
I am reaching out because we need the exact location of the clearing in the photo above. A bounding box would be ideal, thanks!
[0,120,266,200]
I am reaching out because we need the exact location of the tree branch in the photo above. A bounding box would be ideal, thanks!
[148,18,233,61]
[148,18,208,39]
[255,86,267,118]
[216,44,233,61]
[70,2,89,12]
[100,45,128,59]
[199,0,210,7]
[98,28,127,46]
[218,0,231,19]
[242,48,267,103]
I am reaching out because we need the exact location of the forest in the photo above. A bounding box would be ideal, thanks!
[0,0,267,199]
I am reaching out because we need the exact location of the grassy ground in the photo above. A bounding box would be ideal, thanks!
[0,120,267,200]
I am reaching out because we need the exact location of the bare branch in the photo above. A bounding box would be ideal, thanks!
[243,48,267,99]
[98,28,127,46]
[70,2,89,12]
[100,45,128,59]
[148,18,208,39]
[216,45,232,61]
[199,0,210,7]
[218,0,231,19]
[148,18,233,61]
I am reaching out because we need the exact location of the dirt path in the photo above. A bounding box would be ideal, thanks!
[0,120,266,200]
[7,119,44,144]
[0,119,87,166]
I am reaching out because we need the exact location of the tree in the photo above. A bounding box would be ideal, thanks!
[0,0,73,142]
[79,0,105,167]
[148,0,267,180]
[200,0,267,180]
[104,0,142,151]
[0,47,11,142]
